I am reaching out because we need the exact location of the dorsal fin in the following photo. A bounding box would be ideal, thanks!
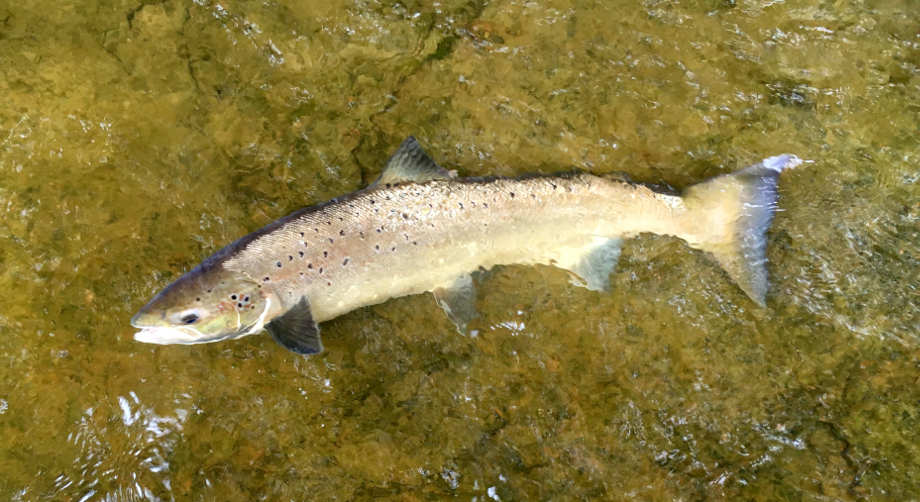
[374,137,454,185]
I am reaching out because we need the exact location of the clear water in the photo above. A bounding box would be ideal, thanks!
[1,0,917,499]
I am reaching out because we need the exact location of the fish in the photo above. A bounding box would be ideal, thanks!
[131,137,802,355]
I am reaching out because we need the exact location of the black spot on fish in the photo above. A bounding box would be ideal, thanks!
[314,228,319,233]
[402,213,409,219]
[510,192,515,198]
[308,263,313,269]
[207,289,212,293]
[299,251,305,257]
[243,296,249,302]
[237,302,243,308]
[339,229,345,236]
[288,255,293,261]
[376,228,382,233]
[342,258,349,266]
[328,238,334,244]
[370,199,375,204]
[375,245,380,251]
[359,231,365,239]
[391,246,396,252]
[404,234,409,240]
[483,203,489,208]
[326,221,332,226]
[327,281,332,286]
[323,251,328,258]
[412,241,418,245]
[458,202,463,209]
[230,294,237,300]
[319,267,324,274]
[263,277,270,282]
[196,297,200,302]
[276,261,282,268]
[551,183,557,189]
[300,232,304,237]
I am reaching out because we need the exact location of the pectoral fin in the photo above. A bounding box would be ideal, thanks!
[265,297,323,355]
[432,274,478,332]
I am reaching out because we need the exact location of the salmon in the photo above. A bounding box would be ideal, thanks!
[131,137,801,355]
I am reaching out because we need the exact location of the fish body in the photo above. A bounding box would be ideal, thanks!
[131,138,802,354]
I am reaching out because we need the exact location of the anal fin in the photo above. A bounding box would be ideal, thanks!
[432,274,478,333]
[555,237,623,292]
[265,297,323,355]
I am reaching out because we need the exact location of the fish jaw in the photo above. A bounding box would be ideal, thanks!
[133,326,219,345]
[132,325,259,345]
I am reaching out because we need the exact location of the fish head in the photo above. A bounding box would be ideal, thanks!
[131,265,281,346]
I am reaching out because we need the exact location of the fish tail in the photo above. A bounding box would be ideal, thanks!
[681,154,803,305]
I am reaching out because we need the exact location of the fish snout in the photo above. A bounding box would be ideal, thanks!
[130,305,159,328]
[130,312,143,328]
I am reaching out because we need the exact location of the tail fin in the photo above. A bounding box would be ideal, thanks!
[682,155,802,305]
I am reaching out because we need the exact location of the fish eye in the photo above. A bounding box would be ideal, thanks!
[181,313,199,325]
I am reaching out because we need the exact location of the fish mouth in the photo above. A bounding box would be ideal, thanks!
[130,309,219,345]
[133,326,221,345]
[132,322,257,346]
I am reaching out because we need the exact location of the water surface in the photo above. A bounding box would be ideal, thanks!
[0,0,918,499]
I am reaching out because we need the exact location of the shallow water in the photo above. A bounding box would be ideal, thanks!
[1,0,918,499]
